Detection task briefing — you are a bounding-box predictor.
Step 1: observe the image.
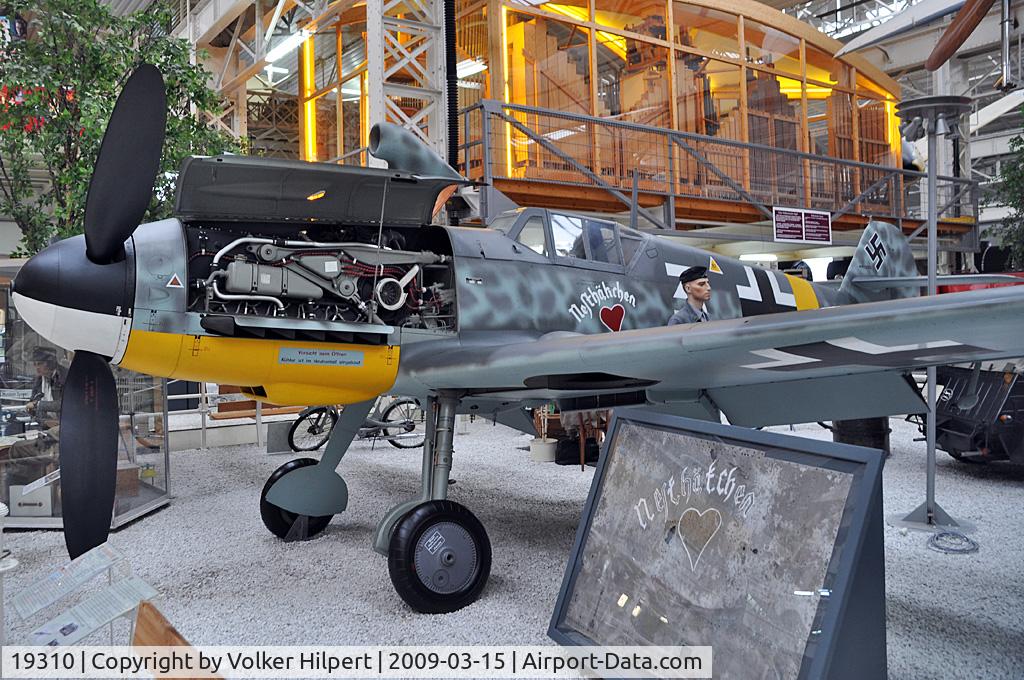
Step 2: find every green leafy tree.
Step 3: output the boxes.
[0,0,239,255]
[994,116,1024,269]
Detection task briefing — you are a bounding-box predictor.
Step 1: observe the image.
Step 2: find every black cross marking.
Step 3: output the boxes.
[753,341,989,373]
[738,269,788,317]
[865,232,887,272]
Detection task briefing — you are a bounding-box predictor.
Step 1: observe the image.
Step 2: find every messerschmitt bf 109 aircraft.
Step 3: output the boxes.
[13,65,1024,613]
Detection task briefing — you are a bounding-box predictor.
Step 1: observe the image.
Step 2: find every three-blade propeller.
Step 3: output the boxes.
[59,64,166,558]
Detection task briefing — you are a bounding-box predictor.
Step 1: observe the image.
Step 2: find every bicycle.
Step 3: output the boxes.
[287,397,425,452]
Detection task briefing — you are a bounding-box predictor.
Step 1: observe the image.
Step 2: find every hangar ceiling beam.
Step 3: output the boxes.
[786,0,913,41]
[856,6,1020,72]
[971,129,1020,157]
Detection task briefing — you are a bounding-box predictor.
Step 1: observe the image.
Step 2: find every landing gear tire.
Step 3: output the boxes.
[388,500,491,613]
[260,458,333,540]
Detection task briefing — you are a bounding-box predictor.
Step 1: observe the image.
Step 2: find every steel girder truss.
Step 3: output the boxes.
[174,0,447,161]
[785,0,915,41]
[366,0,448,164]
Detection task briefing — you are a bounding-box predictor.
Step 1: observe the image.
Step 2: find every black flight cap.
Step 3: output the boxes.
[678,266,709,285]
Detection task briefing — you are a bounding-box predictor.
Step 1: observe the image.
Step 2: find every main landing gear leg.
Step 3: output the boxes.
[261,399,375,541]
[374,392,492,613]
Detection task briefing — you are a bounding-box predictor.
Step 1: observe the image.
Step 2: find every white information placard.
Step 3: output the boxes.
[31,575,158,646]
[13,544,123,619]
[772,207,832,245]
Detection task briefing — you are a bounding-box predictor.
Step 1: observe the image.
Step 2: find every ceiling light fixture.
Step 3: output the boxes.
[455,58,487,78]
[266,28,312,64]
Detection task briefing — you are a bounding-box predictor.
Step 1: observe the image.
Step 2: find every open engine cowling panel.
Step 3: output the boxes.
[175,155,469,226]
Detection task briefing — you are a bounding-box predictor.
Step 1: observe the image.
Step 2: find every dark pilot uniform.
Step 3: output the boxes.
[668,302,709,325]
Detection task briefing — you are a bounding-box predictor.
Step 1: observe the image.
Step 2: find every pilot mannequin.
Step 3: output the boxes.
[668,266,712,325]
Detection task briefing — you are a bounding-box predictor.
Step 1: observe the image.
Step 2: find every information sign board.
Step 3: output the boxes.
[550,412,886,680]
[773,207,833,245]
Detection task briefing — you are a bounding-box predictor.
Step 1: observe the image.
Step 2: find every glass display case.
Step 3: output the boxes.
[0,274,170,529]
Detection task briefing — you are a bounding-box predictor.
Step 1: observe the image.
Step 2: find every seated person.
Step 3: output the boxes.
[2,347,67,486]
[26,347,67,425]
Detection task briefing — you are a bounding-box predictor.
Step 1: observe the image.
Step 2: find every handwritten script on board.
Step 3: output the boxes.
[562,421,853,679]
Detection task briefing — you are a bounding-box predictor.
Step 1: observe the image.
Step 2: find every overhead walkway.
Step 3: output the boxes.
[459,99,979,248]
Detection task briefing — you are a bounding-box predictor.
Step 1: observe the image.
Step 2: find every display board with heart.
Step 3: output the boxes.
[556,417,865,680]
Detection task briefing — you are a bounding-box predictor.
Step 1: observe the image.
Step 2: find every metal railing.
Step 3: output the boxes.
[165,0,204,30]
[165,381,265,450]
[459,99,979,238]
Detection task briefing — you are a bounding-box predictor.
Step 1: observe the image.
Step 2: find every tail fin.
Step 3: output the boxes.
[838,220,918,303]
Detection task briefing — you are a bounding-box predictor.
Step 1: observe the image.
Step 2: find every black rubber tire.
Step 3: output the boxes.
[381,398,425,449]
[288,407,337,452]
[260,458,333,540]
[388,500,491,613]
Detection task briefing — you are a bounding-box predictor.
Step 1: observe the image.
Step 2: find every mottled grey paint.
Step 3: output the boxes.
[445,213,837,337]
[838,221,918,304]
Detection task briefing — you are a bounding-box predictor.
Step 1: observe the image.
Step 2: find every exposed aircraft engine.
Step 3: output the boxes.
[187,226,457,329]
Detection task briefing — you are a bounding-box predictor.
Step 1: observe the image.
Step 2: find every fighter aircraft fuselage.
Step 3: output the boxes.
[17,195,848,413]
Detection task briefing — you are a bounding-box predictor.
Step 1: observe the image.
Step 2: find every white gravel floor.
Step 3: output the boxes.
[2,416,1022,679]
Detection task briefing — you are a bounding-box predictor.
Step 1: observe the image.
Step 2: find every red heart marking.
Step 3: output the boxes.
[599,304,625,332]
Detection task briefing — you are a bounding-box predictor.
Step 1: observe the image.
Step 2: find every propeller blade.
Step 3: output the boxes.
[59,351,119,559]
[925,0,996,71]
[83,64,167,264]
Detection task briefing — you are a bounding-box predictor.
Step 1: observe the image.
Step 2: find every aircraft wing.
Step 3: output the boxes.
[408,287,1024,425]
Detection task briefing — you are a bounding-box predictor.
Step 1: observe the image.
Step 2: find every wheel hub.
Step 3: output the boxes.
[414,522,478,595]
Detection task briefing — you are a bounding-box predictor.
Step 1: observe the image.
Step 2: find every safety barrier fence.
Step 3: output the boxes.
[164,381,264,451]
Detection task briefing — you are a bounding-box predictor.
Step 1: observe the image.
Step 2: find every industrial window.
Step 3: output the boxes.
[516,216,548,256]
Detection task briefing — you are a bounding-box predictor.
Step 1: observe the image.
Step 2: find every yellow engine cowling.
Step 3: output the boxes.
[118,330,399,406]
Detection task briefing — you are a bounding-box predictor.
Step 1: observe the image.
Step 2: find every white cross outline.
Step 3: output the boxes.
[736,266,762,302]
[767,271,797,307]
[665,262,691,300]
[742,348,821,369]
[826,337,961,354]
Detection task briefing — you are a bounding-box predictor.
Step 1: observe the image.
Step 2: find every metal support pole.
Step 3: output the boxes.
[1001,0,1015,90]
[926,127,939,517]
[255,400,264,448]
[630,170,640,231]
[199,382,208,450]
[900,120,958,530]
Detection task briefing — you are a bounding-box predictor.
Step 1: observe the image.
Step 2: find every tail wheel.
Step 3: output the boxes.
[381,398,426,449]
[388,500,491,613]
[260,458,333,540]
[288,407,337,452]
